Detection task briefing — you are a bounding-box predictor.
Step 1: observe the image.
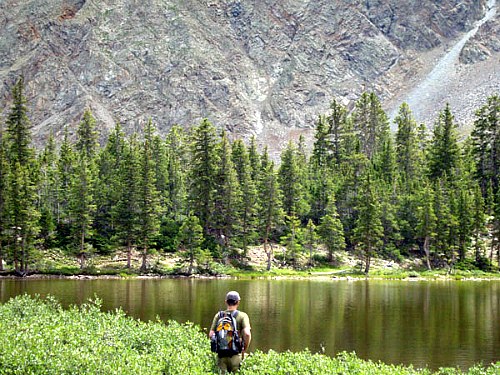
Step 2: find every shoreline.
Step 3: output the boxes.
[0,271,499,282]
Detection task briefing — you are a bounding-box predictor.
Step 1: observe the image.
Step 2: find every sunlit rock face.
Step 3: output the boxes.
[0,0,496,154]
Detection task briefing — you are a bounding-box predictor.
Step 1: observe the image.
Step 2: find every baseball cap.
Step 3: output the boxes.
[226,291,241,301]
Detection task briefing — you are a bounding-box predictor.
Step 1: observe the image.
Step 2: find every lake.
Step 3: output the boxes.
[0,277,498,370]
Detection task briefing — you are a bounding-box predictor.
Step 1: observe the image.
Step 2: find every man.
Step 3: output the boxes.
[209,291,251,373]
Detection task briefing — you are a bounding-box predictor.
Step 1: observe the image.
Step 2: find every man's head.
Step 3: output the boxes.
[225,291,240,307]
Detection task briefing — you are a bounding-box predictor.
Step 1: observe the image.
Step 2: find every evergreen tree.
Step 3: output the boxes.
[427,104,460,181]
[415,184,437,270]
[471,95,499,196]
[212,131,241,258]
[278,141,309,218]
[177,213,204,275]
[188,119,219,234]
[5,77,39,273]
[138,120,161,272]
[471,184,487,264]
[151,133,170,209]
[280,214,302,268]
[93,123,125,251]
[0,125,9,270]
[305,219,317,267]
[432,180,457,267]
[232,139,258,256]
[69,155,95,269]
[55,127,75,247]
[318,193,345,263]
[37,133,58,249]
[352,92,389,160]
[112,137,141,268]
[248,136,261,183]
[6,77,33,165]
[165,125,188,221]
[257,154,283,271]
[353,171,383,274]
[311,115,329,169]
[455,187,473,262]
[326,98,349,166]
[395,102,419,186]
[68,110,100,268]
[76,108,99,159]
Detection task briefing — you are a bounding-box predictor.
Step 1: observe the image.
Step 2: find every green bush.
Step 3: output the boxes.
[0,295,498,374]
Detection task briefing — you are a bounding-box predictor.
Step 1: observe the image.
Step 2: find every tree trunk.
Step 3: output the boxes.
[0,242,3,271]
[364,251,371,274]
[423,236,432,270]
[264,238,273,271]
[80,225,85,270]
[126,241,132,269]
[79,253,86,270]
[140,245,148,273]
[21,235,27,273]
[188,248,194,275]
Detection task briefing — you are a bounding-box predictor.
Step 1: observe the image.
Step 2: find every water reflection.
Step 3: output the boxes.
[0,278,498,370]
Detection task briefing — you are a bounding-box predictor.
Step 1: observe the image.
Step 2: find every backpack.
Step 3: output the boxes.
[211,310,243,357]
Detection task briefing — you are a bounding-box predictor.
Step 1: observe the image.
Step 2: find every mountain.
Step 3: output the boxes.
[1,0,498,155]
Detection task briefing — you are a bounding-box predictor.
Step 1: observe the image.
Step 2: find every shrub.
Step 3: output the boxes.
[0,296,498,374]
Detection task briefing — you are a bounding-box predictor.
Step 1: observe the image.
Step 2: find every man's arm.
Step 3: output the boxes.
[242,327,251,351]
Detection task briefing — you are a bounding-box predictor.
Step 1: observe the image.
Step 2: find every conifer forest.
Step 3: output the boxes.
[0,78,499,275]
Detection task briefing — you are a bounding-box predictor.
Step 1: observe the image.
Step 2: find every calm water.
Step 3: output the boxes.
[0,278,498,370]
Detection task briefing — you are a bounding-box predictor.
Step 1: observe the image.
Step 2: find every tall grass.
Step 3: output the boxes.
[0,295,498,374]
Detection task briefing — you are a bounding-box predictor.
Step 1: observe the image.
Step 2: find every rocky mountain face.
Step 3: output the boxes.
[0,0,498,155]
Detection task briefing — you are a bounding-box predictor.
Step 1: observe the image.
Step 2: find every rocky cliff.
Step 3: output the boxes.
[0,0,497,154]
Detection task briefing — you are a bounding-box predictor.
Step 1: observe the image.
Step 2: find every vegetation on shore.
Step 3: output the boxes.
[0,78,499,278]
[0,295,498,375]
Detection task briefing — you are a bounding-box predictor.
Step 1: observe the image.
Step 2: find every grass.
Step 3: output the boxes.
[0,295,498,374]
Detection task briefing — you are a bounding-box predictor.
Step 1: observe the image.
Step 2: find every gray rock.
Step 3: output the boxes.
[0,0,496,153]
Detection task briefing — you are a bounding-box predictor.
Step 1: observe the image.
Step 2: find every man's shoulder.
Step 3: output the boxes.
[236,310,249,318]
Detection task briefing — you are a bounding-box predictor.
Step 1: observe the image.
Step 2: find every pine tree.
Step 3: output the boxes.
[352,92,389,160]
[55,127,75,247]
[232,139,258,256]
[93,123,126,250]
[69,156,95,269]
[5,77,39,273]
[76,108,99,159]
[212,131,241,258]
[138,120,161,272]
[471,95,499,197]
[177,213,204,275]
[353,170,383,274]
[37,133,58,249]
[278,141,309,218]
[280,214,302,268]
[311,115,329,169]
[165,125,188,221]
[68,110,99,268]
[395,102,420,186]
[415,184,437,270]
[471,184,487,264]
[305,219,317,267]
[248,136,261,183]
[188,119,219,234]
[427,104,460,181]
[257,153,283,271]
[112,137,141,268]
[0,125,9,270]
[326,98,349,166]
[318,193,345,263]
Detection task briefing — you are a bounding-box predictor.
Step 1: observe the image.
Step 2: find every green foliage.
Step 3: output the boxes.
[1,296,497,375]
[1,79,499,274]
[0,295,214,374]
